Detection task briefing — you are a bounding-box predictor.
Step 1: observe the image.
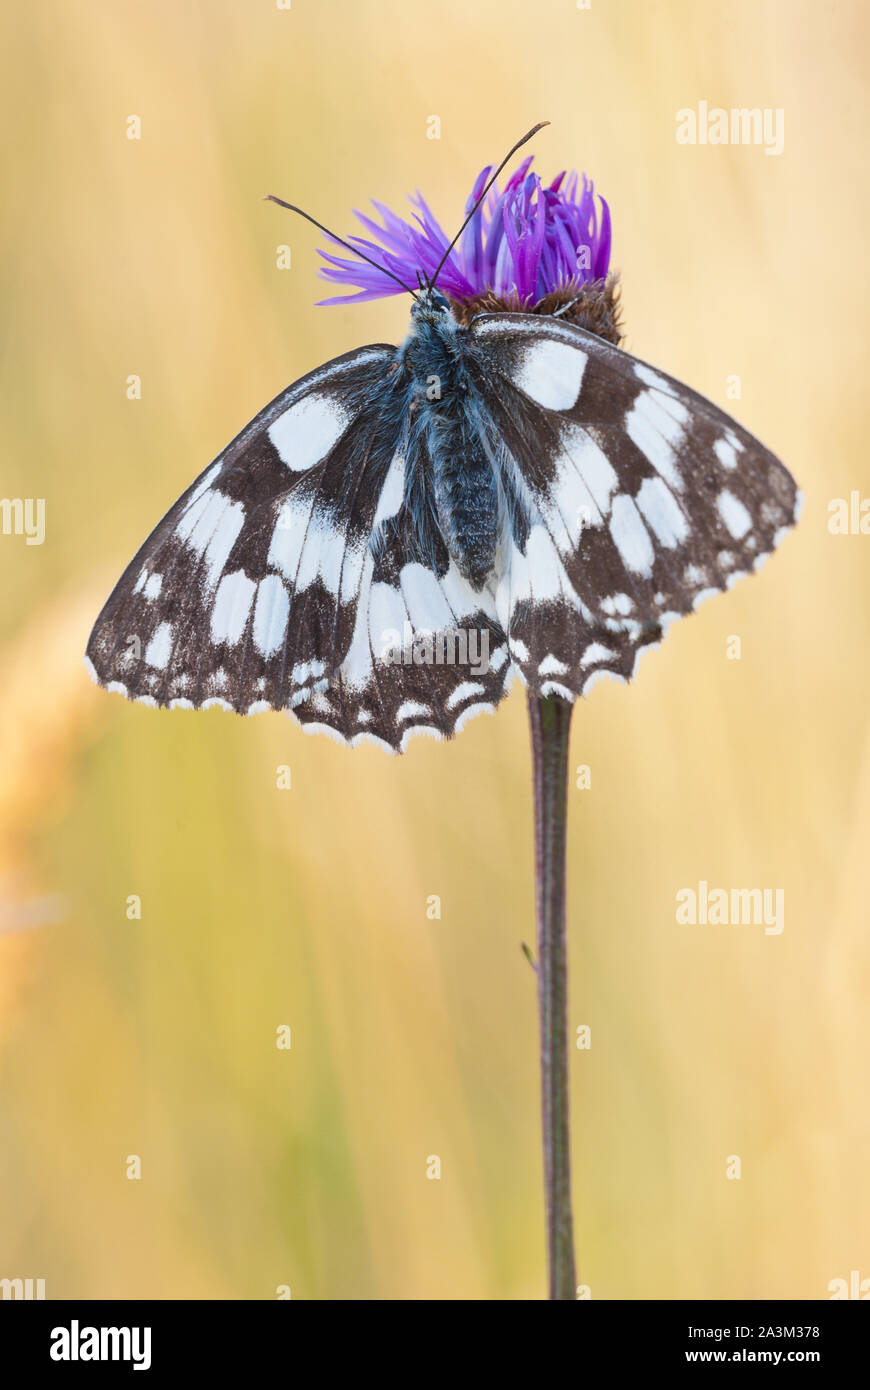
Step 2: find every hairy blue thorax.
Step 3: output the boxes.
[394,289,503,590]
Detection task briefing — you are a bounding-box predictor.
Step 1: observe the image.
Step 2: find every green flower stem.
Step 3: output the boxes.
[528,691,576,1300]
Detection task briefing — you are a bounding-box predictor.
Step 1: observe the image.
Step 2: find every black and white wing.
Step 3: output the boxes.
[85,345,512,752]
[469,313,801,699]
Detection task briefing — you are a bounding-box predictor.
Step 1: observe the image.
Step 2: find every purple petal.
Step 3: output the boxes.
[315,155,612,306]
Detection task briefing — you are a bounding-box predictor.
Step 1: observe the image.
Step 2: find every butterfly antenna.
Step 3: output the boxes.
[427,121,550,292]
[264,195,420,301]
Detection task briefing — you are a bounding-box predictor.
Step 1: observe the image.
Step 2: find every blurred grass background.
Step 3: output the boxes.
[0,0,867,1299]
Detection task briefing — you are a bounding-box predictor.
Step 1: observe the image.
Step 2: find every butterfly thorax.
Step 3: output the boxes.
[401,299,501,590]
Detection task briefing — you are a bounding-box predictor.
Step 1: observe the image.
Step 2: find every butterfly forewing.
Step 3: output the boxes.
[469,313,800,698]
[86,343,514,751]
[87,346,395,708]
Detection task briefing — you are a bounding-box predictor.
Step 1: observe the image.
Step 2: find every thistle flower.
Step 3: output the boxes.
[317,157,612,310]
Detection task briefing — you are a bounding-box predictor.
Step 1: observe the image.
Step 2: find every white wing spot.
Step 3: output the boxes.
[453,702,496,734]
[606,593,634,615]
[609,494,655,575]
[185,461,222,509]
[268,393,351,472]
[399,561,454,631]
[446,681,487,709]
[538,655,569,677]
[512,526,574,606]
[511,339,587,410]
[268,492,316,582]
[634,362,676,396]
[176,490,246,589]
[211,570,256,646]
[626,390,688,492]
[203,504,245,588]
[253,574,290,658]
[369,582,408,663]
[635,477,688,548]
[581,642,619,667]
[548,427,620,538]
[145,622,173,670]
[293,509,346,598]
[291,660,323,686]
[717,489,753,539]
[396,700,431,723]
[540,680,576,701]
[340,553,375,690]
[373,452,406,526]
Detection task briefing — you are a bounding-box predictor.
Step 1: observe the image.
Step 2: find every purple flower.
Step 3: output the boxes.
[317,157,612,307]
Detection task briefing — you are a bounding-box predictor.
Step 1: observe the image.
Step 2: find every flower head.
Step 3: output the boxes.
[317,157,612,309]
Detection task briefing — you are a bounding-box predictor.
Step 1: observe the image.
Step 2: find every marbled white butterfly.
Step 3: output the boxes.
[86,133,800,753]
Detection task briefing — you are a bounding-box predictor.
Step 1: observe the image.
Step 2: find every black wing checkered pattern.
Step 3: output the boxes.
[87,312,799,751]
[86,345,513,752]
[468,313,800,700]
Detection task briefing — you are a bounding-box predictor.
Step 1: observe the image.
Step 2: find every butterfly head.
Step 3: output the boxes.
[410,285,457,328]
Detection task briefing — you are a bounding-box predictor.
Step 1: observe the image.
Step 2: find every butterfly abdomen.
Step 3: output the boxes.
[424,392,498,588]
[407,320,501,589]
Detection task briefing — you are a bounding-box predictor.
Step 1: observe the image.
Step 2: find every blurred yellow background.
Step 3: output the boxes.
[1,0,867,1300]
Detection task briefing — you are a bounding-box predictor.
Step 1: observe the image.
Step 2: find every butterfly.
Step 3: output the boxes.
[86,137,800,754]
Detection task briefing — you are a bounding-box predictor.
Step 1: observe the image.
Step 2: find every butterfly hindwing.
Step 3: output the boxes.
[340,441,512,746]
[469,313,801,698]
